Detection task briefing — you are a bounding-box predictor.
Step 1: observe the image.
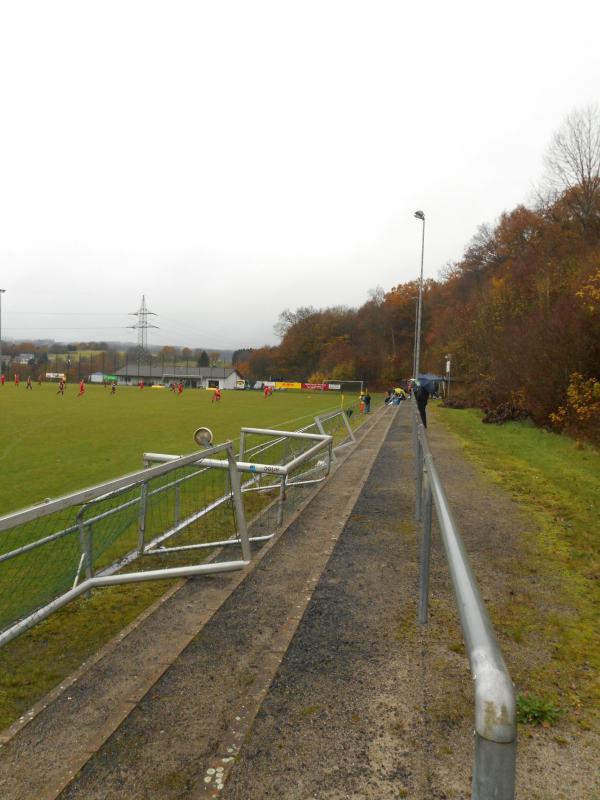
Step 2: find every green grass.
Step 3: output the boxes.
[431,404,600,726]
[0,385,372,730]
[0,384,363,513]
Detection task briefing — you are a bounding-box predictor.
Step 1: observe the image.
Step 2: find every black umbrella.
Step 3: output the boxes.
[416,373,442,394]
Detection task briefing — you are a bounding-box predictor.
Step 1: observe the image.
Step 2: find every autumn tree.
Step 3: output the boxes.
[232,348,254,365]
[274,307,316,339]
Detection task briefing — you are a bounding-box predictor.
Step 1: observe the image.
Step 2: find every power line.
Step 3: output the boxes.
[3,326,130,331]
[3,312,129,316]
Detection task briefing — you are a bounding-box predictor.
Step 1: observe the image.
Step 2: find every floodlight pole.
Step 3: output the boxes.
[414,211,425,379]
[445,353,452,398]
[412,297,418,378]
[0,289,5,375]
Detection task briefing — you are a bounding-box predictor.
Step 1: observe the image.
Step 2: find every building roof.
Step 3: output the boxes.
[114,365,240,379]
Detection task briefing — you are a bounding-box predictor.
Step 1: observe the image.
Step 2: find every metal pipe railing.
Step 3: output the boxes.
[0,441,232,533]
[0,419,342,649]
[412,402,517,800]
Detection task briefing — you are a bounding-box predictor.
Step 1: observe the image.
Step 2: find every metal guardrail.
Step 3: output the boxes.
[0,442,250,648]
[412,401,517,800]
[0,422,337,649]
[145,426,334,538]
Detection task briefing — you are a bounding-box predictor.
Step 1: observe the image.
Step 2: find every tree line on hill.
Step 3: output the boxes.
[236,107,600,440]
[1,344,229,381]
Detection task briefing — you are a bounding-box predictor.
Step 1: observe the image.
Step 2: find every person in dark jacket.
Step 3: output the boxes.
[363,391,371,413]
[414,381,429,427]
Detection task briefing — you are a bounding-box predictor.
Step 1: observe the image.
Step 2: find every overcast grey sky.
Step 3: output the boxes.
[1,0,599,349]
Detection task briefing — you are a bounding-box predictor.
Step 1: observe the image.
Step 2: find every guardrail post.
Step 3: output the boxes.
[473,735,517,800]
[77,512,94,597]
[415,435,424,521]
[316,415,338,464]
[412,404,419,479]
[138,481,149,555]
[226,445,251,562]
[173,483,181,526]
[281,436,291,468]
[418,467,433,625]
[341,408,356,443]
[277,476,287,526]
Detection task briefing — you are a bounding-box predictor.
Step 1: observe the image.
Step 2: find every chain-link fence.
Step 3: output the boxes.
[0,407,367,648]
[0,442,249,647]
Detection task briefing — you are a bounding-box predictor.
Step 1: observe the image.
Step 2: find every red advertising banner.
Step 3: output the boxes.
[302,383,329,391]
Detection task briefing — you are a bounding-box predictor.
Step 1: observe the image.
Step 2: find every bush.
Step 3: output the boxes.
[442,397,469,409]
[482,402,530,425]
[549,372,600,442]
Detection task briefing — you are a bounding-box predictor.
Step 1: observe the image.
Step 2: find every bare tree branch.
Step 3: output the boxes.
[543,105,600,228]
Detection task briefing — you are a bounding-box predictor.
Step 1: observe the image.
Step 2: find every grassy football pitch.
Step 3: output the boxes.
[0,383,365,514]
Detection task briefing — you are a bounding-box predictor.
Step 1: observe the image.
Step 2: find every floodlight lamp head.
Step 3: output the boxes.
[414,210,425,221]
[193,426,214,448]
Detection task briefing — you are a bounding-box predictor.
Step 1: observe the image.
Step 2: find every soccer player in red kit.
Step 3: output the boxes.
[78,379,85,396]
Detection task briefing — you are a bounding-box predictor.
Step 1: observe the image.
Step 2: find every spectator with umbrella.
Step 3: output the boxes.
[414,378,430,427]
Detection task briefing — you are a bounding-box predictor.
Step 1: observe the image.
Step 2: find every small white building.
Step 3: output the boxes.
[114,365,243,389]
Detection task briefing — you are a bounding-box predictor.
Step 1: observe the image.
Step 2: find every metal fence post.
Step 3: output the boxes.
[277,475,287,527]
[226,445,251,562]
[472,735,517,800]
[341,408,356,443]
[281,436,291,468]
[418,467,433,625]
[77,511,94,597]
[326,438,333,476]
[138,481,149,555]
[412,405,419,480]
[415,435,423,521]
[174,483,181,526]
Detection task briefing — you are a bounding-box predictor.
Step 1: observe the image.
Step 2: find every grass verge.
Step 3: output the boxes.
[431,404,599,729]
